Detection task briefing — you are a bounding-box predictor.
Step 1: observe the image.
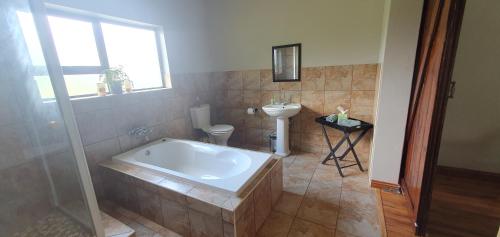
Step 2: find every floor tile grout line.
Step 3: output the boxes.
[284,153,340,236]
[333,172,344,237]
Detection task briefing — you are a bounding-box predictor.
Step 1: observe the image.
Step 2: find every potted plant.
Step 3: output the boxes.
[101,66,130,95]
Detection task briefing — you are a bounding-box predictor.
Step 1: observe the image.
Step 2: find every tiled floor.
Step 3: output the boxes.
[255,150,381,237]
[12,210,92,237]
[103,148,381,237]
[101,202,182,237]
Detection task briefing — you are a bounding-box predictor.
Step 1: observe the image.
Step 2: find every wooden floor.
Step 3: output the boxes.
[427,170,500,237]
[378,189,416,237]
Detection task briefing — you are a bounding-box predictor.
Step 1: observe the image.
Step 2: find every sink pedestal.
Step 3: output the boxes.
[261,103,301,157]
[275,117,290,156]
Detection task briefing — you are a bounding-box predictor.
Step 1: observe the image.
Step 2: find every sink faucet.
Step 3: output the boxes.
[272,94,291,105]
[129,126,153,141]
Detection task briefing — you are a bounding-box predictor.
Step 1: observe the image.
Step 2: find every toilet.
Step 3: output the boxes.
[190,104,234,146]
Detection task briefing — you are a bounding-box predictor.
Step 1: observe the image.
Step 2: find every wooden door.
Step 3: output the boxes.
[401,0,465,235]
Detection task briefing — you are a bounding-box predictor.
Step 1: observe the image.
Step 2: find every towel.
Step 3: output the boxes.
[325,114,337,123]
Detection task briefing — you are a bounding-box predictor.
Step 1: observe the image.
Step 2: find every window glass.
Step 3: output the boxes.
[48,15,100,66]
[64,74,101,97]
[101,23,163,89]
[17,11,55,100]
[34,76,55,99]
[17,12,46,67]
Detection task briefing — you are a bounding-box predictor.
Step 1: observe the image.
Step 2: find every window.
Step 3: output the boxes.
[46,10,168,98]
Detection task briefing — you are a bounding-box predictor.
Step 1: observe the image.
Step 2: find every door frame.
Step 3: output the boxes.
[400,0,466,235]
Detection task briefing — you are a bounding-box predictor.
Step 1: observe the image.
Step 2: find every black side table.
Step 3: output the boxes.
[315,116,373,177]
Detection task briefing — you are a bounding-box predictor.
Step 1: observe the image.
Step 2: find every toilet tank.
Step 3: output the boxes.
[190,104,211,129]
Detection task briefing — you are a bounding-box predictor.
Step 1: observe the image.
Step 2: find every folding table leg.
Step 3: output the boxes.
[346,134,364,172]
[320,125,346,176]
[332,154,344,177]
[320,125,345,164]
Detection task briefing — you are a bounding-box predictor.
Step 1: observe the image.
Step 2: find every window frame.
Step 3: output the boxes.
[46,8,168,98]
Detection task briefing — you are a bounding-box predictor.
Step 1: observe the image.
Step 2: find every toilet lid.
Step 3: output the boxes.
[208,124,234,133]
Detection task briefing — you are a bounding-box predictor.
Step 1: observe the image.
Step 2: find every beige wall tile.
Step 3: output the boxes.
[245,128,263,146]
[300,91,324,114]
[76,109,117,146]
[300,133,324,154]
[260,91,281,107]
[270,159,283,206]
[243,90,261,107]
[226,71,244,90]
[290,132,301,150]
[324,91,351,115]
[352,64,377,91]
[244,116,262,129]
[261,117,276,130]
[282,91,301,104]
[325,65,353,91]
[350,91,375,117]
[260,69,279,91]
[186,190,227,217]
[234,203,255,237]
[166,118,190,139]
[262,129,274,147]
[227,90,244,108]
[161,198,190,236]
[301,67,325,91]
[243,70,261,90]
[136,187,163,225]
[279,81,301,91]
[224,222,235,237]
[253,175,272,231]
[188,209,224,237]
[290,116,301,133]
[299,112,322,135]
[226,109,246,127]
[157,180,192,205]
[215,91,228,109]
[84,138,121,174]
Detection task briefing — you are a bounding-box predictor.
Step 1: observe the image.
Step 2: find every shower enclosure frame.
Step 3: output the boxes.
[28,0,105,236]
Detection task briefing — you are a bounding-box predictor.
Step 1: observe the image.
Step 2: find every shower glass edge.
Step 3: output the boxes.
[29,0,104,236]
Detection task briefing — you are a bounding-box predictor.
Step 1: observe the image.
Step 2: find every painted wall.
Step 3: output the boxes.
[45,0,213,73]
[202,0,386,71]
[438,0,500,173]
[369,0,423,184]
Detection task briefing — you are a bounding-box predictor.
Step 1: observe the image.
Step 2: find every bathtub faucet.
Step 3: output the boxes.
[128,126,153,141]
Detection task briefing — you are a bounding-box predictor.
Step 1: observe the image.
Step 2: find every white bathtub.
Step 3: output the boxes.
[112,138,273,194]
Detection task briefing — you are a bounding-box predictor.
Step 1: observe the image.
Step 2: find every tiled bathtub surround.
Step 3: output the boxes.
[99,156,283,237]
[74,73,216,198]
[210,64,379,155]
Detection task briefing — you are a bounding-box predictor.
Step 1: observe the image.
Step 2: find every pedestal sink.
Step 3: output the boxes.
[262,103,302,156]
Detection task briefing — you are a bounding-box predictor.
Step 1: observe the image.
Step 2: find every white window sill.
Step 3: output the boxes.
[69,87,172,102]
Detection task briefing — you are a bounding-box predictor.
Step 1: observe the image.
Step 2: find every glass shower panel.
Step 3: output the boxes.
[0,0,99,236]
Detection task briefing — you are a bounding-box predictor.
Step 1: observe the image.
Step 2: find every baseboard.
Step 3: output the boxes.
[371,179,400,191]
[436,166,500,182]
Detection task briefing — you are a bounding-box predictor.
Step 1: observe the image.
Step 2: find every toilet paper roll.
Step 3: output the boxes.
[247,107,256,115]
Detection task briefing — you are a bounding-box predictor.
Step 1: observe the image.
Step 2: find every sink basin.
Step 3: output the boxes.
[262,103,302,118]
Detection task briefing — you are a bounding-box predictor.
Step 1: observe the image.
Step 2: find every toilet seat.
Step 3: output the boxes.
[205,124,234,134]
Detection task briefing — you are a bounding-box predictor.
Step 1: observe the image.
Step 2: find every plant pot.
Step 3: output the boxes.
[109,81,123,95]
